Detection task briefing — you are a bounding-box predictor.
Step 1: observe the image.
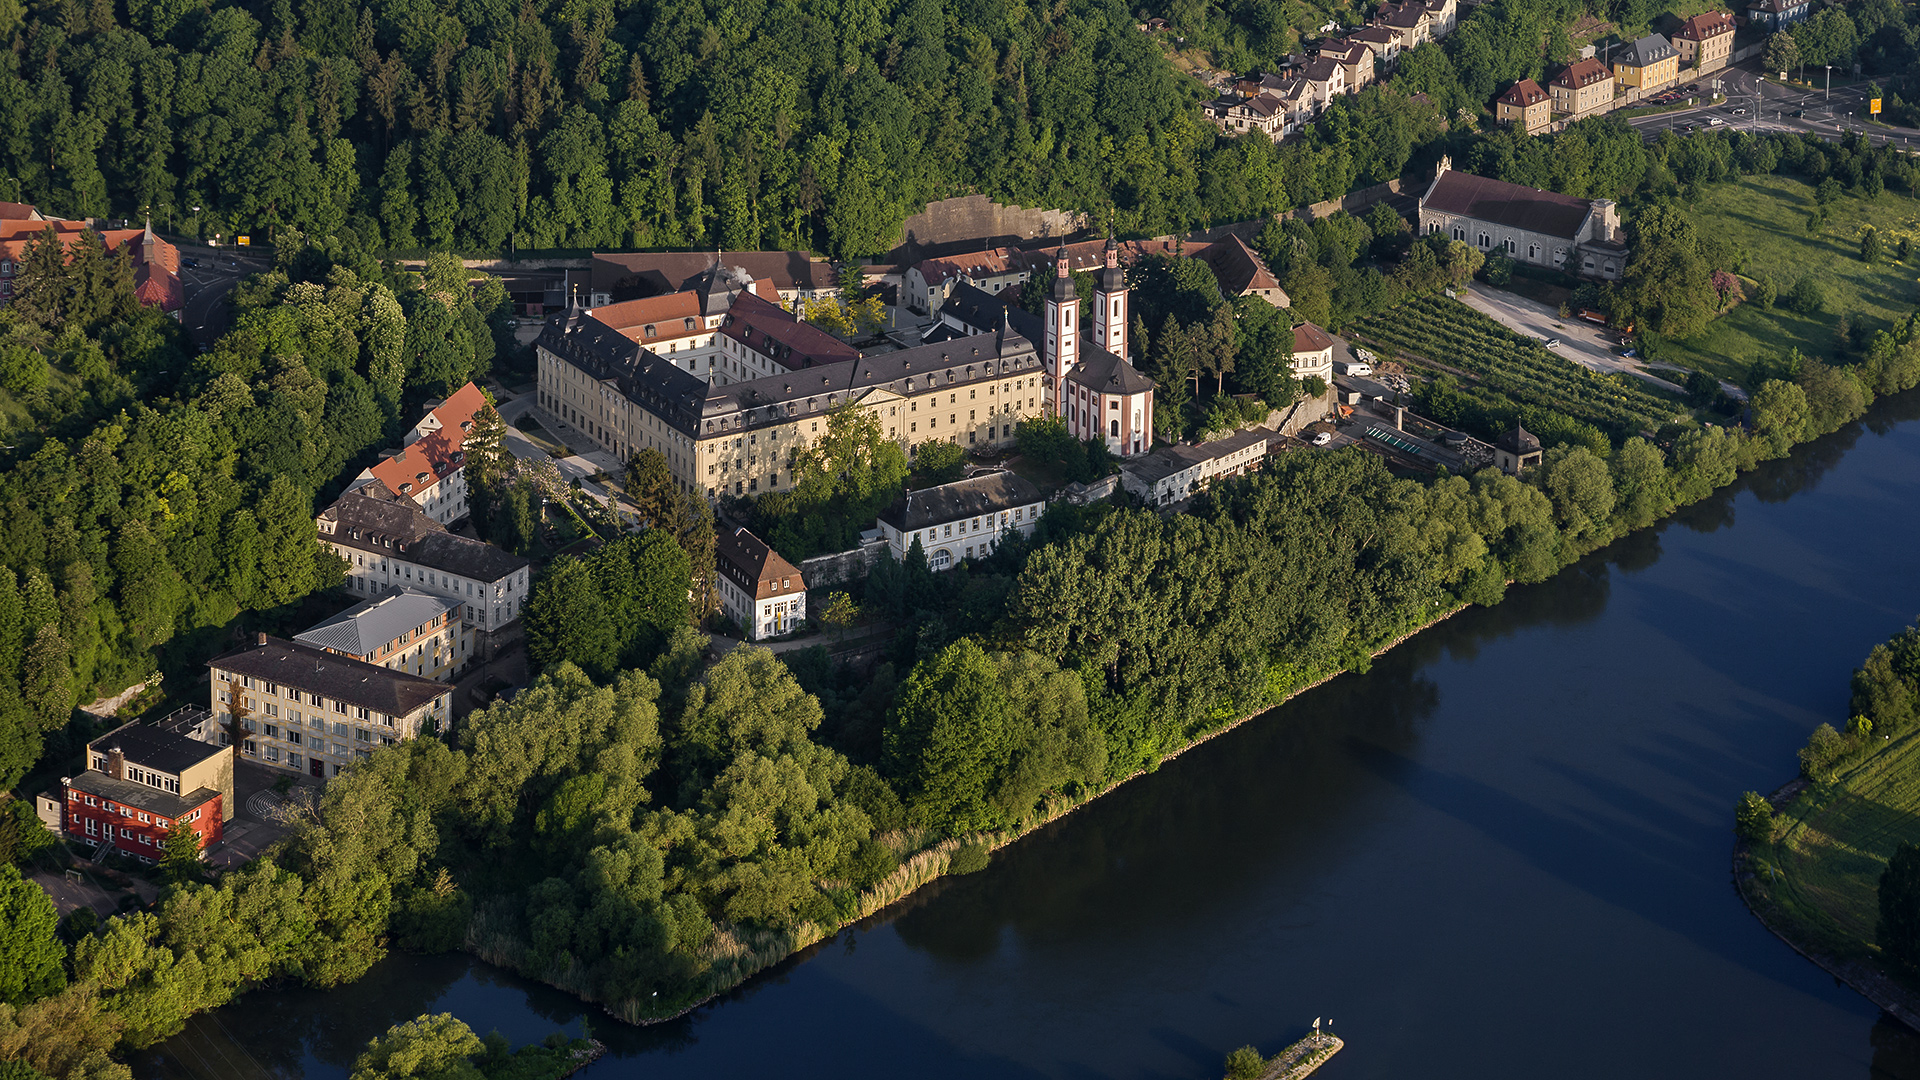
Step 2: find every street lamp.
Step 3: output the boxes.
[1826,65,1832,104]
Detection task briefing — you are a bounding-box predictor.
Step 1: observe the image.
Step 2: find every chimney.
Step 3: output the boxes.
[257,632,268,646]
[107,747,125,780]
[1394,405,1405,431]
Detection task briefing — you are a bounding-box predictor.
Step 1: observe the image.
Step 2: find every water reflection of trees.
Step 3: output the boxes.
[888,658,1441,964]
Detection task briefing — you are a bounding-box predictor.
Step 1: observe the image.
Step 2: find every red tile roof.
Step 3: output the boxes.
[1550,58,1613,89]
[1293,321,1336,354]
[366,382,486,500]
[1498,79,1549,107]
[720,290,860,368]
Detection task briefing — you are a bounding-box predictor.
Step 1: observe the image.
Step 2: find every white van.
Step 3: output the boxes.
[1336,360,1372,377]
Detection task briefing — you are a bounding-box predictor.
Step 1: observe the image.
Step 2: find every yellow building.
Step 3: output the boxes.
[1549,58,1616,116]
[1672,11,1735,73]
[1496,79,1552,135]
[1614,33,1679,93]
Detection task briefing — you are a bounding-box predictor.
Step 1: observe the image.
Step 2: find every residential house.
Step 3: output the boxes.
[591,250,839,309]
[1292,321,1338,383]
[1671,10,1735,73]
[1301,55,1348,107]
[1496,79,1552,135]
[1344,25,1403,69]
[208,634,452,780]
[315,488,532,645]
[294,588,471,681]
[353,382,487,525]
[1120,427,1272,506]
[1417,157,1630,280]
[1206,91,1293,139]
[904,248,1028,315]
[876,471,1046,571]
[715,527,807,640]
[63,719,233,861]
[1549,58,1616,117]
[1747,0,1811,30]
[1319,37,1377,91]
[1614,33,1680,94]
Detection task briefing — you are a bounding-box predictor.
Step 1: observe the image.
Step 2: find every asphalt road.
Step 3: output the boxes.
[1460,283,1686,393]
[178,246,274,349]
[1626,59,1920,149]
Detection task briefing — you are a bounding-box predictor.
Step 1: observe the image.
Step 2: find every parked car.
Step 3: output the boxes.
[1543,338,1561,348]
[1686,83,1699,92]
[1311,431,1334,446]
[1335,360,1372,377]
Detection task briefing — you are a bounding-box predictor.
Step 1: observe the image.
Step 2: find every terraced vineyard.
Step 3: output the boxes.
[1353,295,1684,436]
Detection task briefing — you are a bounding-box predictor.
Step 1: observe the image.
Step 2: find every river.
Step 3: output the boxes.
[139,391,1920,1080]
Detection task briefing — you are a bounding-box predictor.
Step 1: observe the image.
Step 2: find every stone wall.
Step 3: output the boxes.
[800,538,890,590]
[890,196,1087,262]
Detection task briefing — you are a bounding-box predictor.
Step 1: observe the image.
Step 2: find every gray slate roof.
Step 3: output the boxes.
[207,637,449,717]
[317,490,529,583]
[1422,169,1595,241]
[1122,428,1272,485]
[879,471,1045,532]
[1625,33,1675,67]
[295,588,456,658]
[88,720,227,775]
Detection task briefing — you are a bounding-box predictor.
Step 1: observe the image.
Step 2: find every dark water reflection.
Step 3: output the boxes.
[139,392,1920,1079]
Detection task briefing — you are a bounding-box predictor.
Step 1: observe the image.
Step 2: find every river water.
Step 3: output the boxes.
[141,392,1920,1080]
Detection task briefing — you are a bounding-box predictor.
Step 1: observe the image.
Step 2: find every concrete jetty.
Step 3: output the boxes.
[1260,1032,1343,1080]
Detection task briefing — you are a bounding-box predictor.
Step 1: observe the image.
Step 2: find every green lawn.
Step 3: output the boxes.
[1662,175,1920,381]
[1755,732,1920,960]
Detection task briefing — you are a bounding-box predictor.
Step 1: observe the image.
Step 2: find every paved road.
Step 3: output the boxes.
[178,246,273,349]
[492,389,621,507]
[1460,284,1686,393]
[1626,60,1920,149]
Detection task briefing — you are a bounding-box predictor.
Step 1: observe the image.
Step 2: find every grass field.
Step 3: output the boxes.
[1662,175,1920,382]
[1754,732,1920,960]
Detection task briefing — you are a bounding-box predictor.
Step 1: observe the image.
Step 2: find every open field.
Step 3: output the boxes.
[1756,731,1920,959]
[1663,175,1920,381]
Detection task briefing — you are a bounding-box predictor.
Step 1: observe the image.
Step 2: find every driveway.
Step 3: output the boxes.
[1460,284,1684,394]
[492,391,621,509]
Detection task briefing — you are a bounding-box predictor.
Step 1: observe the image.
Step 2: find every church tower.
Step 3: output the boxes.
[1044,242,1077,419]
[1092,231,1127,360]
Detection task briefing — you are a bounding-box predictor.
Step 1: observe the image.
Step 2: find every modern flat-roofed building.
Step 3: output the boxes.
[877,471,1046,571]
[294,588,470,681]
[208,634,453,780]
[64,718,233,862]
[715,527,808,641]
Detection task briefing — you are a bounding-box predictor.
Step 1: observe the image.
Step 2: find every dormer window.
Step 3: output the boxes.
[684,317,696,331]
[416,472,430,484]
[399,483,413,494]
[644,324,656,337]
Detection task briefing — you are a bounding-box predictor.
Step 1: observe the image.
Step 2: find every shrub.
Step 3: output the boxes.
[1753,274,1777,310]
[948,843,991,874]
[1786,276,1829,315]
[1224,1046,1267,1080]
[1735,791,1773,844]
[1798,722,1852,781]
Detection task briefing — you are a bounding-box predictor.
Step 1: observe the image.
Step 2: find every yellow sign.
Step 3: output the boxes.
[237,235,251,246]
[1871,98,1883,115]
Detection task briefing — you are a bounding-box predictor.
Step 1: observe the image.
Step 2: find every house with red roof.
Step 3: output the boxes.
[352,382,488,525]
[0,213,184,319]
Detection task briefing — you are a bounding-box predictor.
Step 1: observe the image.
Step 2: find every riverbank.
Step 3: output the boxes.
[1736,732,1920,1030]
[1261,1032,1343,1079]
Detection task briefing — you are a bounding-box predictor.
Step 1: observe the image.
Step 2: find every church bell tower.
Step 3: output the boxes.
[1044,242,1077,419]
[1092,231,1127,360]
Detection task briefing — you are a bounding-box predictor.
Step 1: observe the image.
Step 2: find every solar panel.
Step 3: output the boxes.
[1364,427,1424,456]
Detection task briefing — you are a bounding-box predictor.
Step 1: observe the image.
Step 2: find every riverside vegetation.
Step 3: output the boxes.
[1739,620,1920,982]
[2,243,1920,1079]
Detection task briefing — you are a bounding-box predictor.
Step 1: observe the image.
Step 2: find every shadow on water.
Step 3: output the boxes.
[136,389,1920,1079]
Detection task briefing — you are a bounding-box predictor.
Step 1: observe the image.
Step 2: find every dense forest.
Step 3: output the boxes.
[0,245,506,793]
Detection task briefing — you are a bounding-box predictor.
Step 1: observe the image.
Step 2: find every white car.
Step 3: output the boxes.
[1708,117,1726,126]
[1311,431,1334,446]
